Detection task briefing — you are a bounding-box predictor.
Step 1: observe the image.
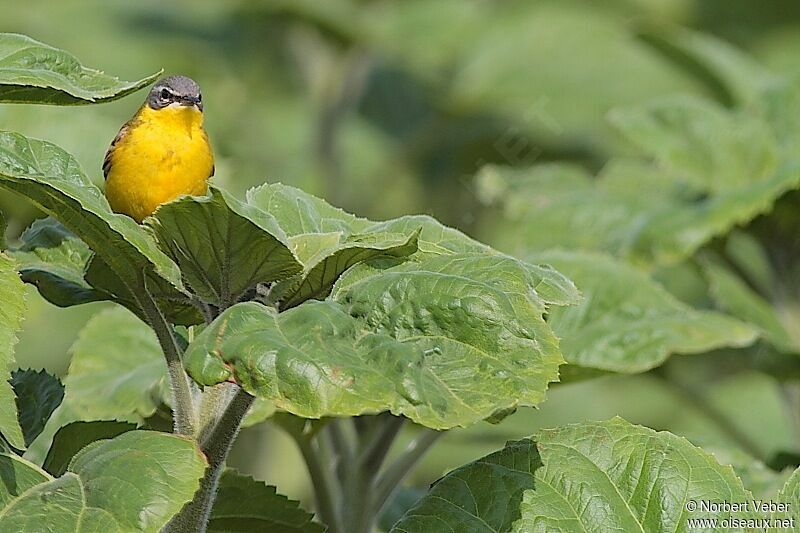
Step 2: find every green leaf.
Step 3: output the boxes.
[0,252,25,450]
[148,188,302,309]
[278,229,420,309]
[246,182,371,237]
[43,420,137,477]
[0,33,159,105]
[608,96,778,193]
[774,468,800,530]
[0,131,195,324]
[702,259,798,353]
[8,217,104,307]
[185,258,564,429]
[10,369,64,447]
[390,438,541,533]
[60,307,166,423]
[0,431,206,532]
[483,155,800,266]
[30,307,167,458]
[535,251,757,375]
[207,470,324,532]
[511,418,756,532]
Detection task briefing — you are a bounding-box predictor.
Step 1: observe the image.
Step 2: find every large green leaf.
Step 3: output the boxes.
[0,33,158,104]
[390,438,541,533]
[608,96,778,193]
[10,369,64,447]
[0,253,25,450]
[482,149,800,266]
[148,188,302,309]
[185,270,563,430]
[0,431,206,532]
[393,418,762,533]
[513,418,757,532]
[0,131,195,323]
[8,217,104,307]
[536,251,757,375]
[208,470,323,532]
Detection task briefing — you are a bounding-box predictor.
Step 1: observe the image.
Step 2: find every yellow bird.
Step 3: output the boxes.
[104,75,214,222]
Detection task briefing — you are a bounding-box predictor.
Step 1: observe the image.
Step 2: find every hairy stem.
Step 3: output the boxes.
[374,429,443,513]
[166,388,255,533]
[137,275,196,435]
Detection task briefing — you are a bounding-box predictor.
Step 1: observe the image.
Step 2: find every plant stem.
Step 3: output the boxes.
[374,429,442,514]
[137,274,196,435]
[655,372,764,460]
[166,388,255,533]
[298,433,344,533]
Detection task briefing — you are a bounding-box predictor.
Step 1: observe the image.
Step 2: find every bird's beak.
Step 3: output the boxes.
[179,96,202,110]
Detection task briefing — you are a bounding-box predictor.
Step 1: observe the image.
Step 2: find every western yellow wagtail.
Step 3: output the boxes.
[104,75,214,222]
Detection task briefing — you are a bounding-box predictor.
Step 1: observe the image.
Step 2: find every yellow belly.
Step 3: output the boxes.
[105,105,214,222]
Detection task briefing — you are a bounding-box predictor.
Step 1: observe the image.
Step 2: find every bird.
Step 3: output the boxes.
[103,75,214,222]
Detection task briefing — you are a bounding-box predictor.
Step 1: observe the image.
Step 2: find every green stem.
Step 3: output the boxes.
[339,414,405,533]
[374,429,442,514]
[166,388,255,533]
[137,275,196,435]
[298,433,344,533]
[655,372,764,460]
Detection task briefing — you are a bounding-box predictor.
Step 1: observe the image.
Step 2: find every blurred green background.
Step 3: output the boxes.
[4,0,800,509]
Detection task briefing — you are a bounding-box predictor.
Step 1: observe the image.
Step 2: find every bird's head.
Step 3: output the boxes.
[146,75,203,111]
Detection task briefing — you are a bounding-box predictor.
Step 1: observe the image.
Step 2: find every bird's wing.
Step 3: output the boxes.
[103,116,139,180]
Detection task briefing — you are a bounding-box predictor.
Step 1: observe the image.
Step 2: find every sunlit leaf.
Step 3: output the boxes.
[537,251,757,375]
[0,431,205,532]
[43,420,137,477]
[0,252,25,449]
[9,217,104,307]
[0,33,158,104]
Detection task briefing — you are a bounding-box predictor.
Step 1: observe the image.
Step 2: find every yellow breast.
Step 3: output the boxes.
[105,104,214,222]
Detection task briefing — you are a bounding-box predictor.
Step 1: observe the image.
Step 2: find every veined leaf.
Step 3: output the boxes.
[395,418,761,533]
[10,369,64,447]
[537,251,757,375]
[0,431,206,532]
[148,188,302,309]
[0,131,195,324]
[0,33,158,104]
[278,230,420,309]
[0,253,25,449]
[515,418,756,532]
[185,257,564,430]
[390,438,541,533]
[246,182,370,236]
[8,217,104,307]
[208,470,323,532]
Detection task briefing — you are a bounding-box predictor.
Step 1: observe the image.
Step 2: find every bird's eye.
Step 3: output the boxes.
[197,94,202,102]
[160,88,171,100]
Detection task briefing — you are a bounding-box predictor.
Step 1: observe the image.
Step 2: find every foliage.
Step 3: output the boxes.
[1,3,800,531]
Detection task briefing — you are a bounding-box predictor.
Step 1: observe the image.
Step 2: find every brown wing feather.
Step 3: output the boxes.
[103,116,139,180]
